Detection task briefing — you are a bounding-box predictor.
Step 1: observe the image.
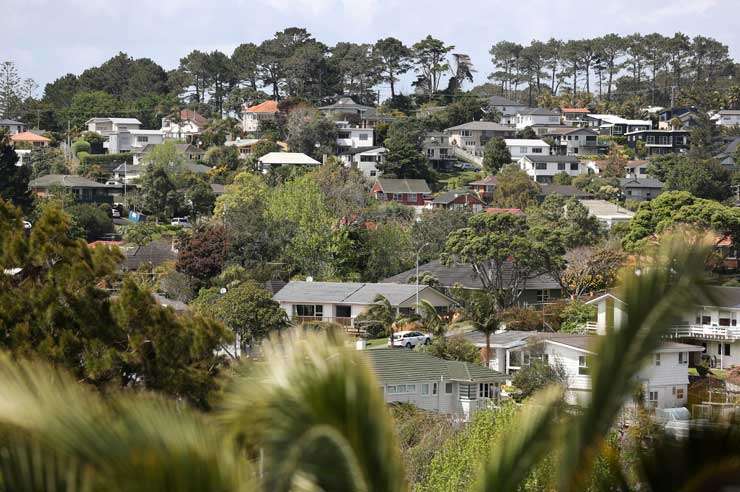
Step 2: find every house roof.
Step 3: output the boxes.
[245,100,279,113]
[446,121,514,132]
[319,96,374,112]
[272,281,451,306]
[721,137,740,155]
[623,129,689,136]
[178,109,208,127]
[365,348,504,384]
[258,152,321,165]
[468,175,498,186]
[545,334,702,354]
[224,138,261,148]
[618,178,664,189]
[592,286,740,311]
[86,117,142,125]
[561,107,590,113]
[459,330,537,348]
[521,154,580,163]
[504,139,549,147]
[538,185,594,198]
[374,178,431,194]
[340,145,387,156]
[719,110,740,115]
[382,259,560,291]
[0,119,24,125]
[488,95,526,107]
[588,114,651,126]
[121,239,177,270]
[10,131,50,143]
[519,107,560,116]
[432,190,483,205]
[545,127,599,136]
[210,183,225,195]
[29,174,111,189]
[579,199,635,219]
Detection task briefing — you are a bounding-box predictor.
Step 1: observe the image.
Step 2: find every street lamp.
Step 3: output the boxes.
[415,242,430,313]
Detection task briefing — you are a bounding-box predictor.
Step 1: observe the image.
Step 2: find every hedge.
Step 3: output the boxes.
[79,152,134,172]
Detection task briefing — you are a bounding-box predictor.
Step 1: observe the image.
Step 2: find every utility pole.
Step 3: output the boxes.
[415,242,430,313]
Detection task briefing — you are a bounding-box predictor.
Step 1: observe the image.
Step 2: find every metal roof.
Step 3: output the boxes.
[618,178,664,189]
[374,178,431,194]
[519,107,560,116]
[446,121,514,132]
[272,281,451,306]
[258,152,321,165]
[365,348,505,384]
[29,174,112,189]
[504,138,549,147]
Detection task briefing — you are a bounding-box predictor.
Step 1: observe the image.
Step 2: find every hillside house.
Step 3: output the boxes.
[518,155,586,184]
[257,152,321,173]
[339,146,387,178]
[29,175,119,204]
[657,107,699,129]
[714,110,740,127]
[625,129,690,156]
[545,127,602,156]
[0,119,26,134]
[504,138,550,160]
[241,100,279,133]
[371,178,431,209]
[161,109,208,140]
[618,177,664,201]
[446,122,515,157]
[585,114,652,136]
[515,108,561,130]
[560,107,591,127]
[335,120,374,152]
[85,117,163,154]
[579,199,635,228]
[467,175,497,201]
[430,190,485,212]
[10,131,51,148]
[423,132,455,169]
[488,95,528,125]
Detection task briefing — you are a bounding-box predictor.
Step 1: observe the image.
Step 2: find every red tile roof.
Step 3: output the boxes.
[561,107,590,113]
[179,109,208,127]
[11,131,50,143]
[245,100,279,113]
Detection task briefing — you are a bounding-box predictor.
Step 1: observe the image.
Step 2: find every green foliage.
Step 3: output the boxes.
[66,203,114,241]
[0,133,32,210]
[552,172,572,185]
[380,118,435,182]
[559,300,597,333]
[482,137,511,175]
[511,359,568,401]
[561,245,625,297]
[648,154,731,201]
[26,147,69,179]
[77,151,133,171]
[419,335,480,363]
[491,165,540,209]
[502,306,543,331]
[251,139,281,160]
[138,162,185,220]
[285,107,336,159]
[70,138,91,156]
[527,194,605,249]
[362,221,414,281]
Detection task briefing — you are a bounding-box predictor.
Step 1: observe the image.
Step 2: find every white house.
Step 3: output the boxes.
[585,114,652,136]
[488,96,529,125]
[241,100,279,133]
[446,122,516,157]
[0,119,26,134]
[714,110,740,127]
[515,108,561,130]
[518,155,586,184]
[335,121,374,152]
[365,348,505,421]
[161,109,208,140]
[257,152,321,173]
[85,117,164,153]
[339,146,387,178]
[86,117,142,135]
[579,199,635,228]
[272,281,455,327]
[504,139,550,160]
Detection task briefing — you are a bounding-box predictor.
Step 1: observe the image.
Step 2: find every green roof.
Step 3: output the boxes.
[365,348,504,384]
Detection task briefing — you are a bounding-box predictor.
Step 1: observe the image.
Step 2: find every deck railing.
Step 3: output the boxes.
[579,322,740,340]
[292,316,353,327]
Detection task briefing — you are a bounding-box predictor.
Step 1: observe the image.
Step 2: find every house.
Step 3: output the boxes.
[319,96,390,128]
[241,100,279,133]
[544,127,602,156]
[365,348,505,421]
[504,138,550,160]
[514,108,561,130]
[272,281,455,327]
[10,131,51,148]
[488,95,528,125]
[131,142,204,166]
[0,118,26,134]
[430,190,485,212]
[85,117,163,154]
[618,177,664,201]
[423,132,455,170]
[371,178,431,209]
[657,107,699,129]
[624,160,651,178]
[86,117,142,134]
[161,109,208,140]
[382,259,561,306]
[335,120,374,152]
[28,175,120,204]
[339,146,387,178]
[715,137,740,169]
[467,175,497,201]
[714,110,740,127]
[560,107,591,127]
[579,199,634,228]
[625,129,689,156]
[257,152,321,173]
[120,239,178,270]
[446,122,515,157]
[538,185,594,200]
[587,287,740,370]
[585,114,652,136]
[518,155,586,184]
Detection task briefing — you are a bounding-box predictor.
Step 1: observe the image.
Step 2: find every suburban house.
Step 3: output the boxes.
[423,132,455,170]
[657,107,699,129]
[365,348,505,421]
[335,120,374,152]
[624,160,651,178]
[161,109,208,140]
[618,177,664,201]
[515,107,561,130]
[85,117,163,154]
[462,329,701,408]
[467,175,497,201]
[446,121,515,157]
[272,281,455,327]
[488,95,528,125]
[585,114,652,136]
[625,129,690,156]
[586,287,740,370]
[10,131,51,148]
[545,127,602,156]
[131,142,204,166]
[0,118,26,134]
[338,146,387,178]
[257,152,321,173]
[319,96,389,128]
[383,259,562,306]
[28,175,120,204]
[715,137,740,169]
[371,178,431,209]
[713,110,740,127]
[241,100,279,133]
[430,190,485,212]
[518,155,586,184]
[560,107,591,127]
[504,138,550,160]
[579,199,635,228]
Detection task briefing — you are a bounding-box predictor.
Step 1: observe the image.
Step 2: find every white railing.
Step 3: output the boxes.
[667,324,740,340]
[582,322,599,333]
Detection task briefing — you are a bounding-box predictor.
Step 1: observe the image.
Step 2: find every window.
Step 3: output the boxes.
[570,163,579,171]
[578,356,590,375]
[137,136,149,143]
[445,382,453,394]
[639,167,647,174]
[358,133,369,141]
[421,383,429,395]
[460,130,471,137]
[479,383,493,398]
[726,344,731,356]
[573,135,580,140]
[648,391,658,404]
[338,131,351,139]
[557,163,566,171]
[360,155,376,162]
[701,315,711,325]
[719,312,735,327]
[519,146,527,154]
[509,351,522,368]
[426,148,435,158]
[369,170,377,177]
[573,147,579,154]
[646,135,655,144]
[679,352,688,364]
[586,136,596,142]
[658,135,670,145]
[432,382,438,395]
[537,290,550,303]
[676,387,685,399]
[387,385,397,394]
[654,353,661,366]
[439,148,448,157]
[535,162,547,170]
[532,147,543,153]
[295,305,323,317]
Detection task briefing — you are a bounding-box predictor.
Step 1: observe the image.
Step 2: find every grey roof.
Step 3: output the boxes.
[546,334,700,354]
[272,281,451,307]
[697,286,740,309]
[522,155,580,163]
[0,119,24,125]
[121,239,177,270]
[319,96,375,112]
[545,127,599,136]
[446,121,514,132]
[719,110,740,115]
[618,178,664,189]
[382,259,561,291]
[459,330,536,348]
[539,185,594,198]
[375,178,431,194]
[29,174,112,189]
[365,348,505,384]
[432,190,482,205]
[722,137,740,155]
[488,96,526,107]
[520,107,560,116]
[340,145,386,156]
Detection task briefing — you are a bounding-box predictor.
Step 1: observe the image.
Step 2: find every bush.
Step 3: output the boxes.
[78,152,134,172]
[559,300,597,333]
[71,139,91,156]
[418,335,480,363]
[503,306,543,331]
[66,203,114,241]
[696,363,710,377]
[511,359,568,401]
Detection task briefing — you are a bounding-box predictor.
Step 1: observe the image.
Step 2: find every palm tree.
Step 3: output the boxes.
[354,294,396,337]
[453,290,501,367]
[416,299,448,337]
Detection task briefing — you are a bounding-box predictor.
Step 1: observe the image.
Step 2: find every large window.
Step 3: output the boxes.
[532,147,543,153]
[445,382,453,394]
[461,130,471,137]
[358,133,369,141]
[537,290,550,303]
[294,305,323,317]
[570,163,579,171]
[558,163,566,171]
[479,383,494,398]
[648,391,658,405]
[719,312,736,326]
[578,356,590,375]
[439,148,448,157]
[421,383,429,395]
[535,162,547,170]
[387,384,416,394]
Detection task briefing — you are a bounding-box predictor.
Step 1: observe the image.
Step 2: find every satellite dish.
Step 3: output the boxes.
[306,276,314,282]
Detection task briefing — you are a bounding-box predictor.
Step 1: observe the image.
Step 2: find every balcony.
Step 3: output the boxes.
[667,324,740,341]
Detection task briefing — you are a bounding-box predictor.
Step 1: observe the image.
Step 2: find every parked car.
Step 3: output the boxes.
[388,330,431,348]
[170,217,191,227]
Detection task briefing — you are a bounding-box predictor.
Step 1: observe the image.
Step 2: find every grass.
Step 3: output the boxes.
[366,338,389,350]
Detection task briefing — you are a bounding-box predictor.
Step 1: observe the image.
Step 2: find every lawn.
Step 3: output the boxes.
[366,338,389,349]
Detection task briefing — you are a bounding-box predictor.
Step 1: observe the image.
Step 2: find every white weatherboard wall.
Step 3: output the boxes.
[382,380,459,414]
[637,350,691,408]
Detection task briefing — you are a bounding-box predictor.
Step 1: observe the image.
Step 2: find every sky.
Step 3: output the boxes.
[2,0,738,98]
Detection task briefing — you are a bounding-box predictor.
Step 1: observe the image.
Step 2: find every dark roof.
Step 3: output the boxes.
[432,190,483,205]
[445,121,514,132]
[272,281,451,306]
[522,155,580,163]
[121,239,177,270]
[539,185,594,198]
[382,259,561,291]
[178,109,208,127]
[29,174,113,189]
[263,280,287,294]
[618,178,664,189]
[210,183,225,195]
[374,178,431,194]
[520,107,560,116]
[365,348,504,384]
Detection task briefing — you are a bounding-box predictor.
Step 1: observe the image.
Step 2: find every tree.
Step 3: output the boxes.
[183,176,216,218]
[558,299,598,333]
[410,208,470,263]
[649,154,731,201]
[482,137,511,175]
[354,295,396,338]
[138,163,184,221]
[176,224,227,285]
[310,159,369,219]
[373,37,412,98]
[411,36,454,95]
[602,145,627,178]
[421,335,479,363]
[232,42,261,91]
[491,165,540,209]
[379,118,434,181]
[27,147,69,178]
[66,203,114,241]
[560,246,625,297]
[511,358,568,401]
[285,107,336,159]
[0,132,32,210]
[0,61,21,118]
[527,195,605,249]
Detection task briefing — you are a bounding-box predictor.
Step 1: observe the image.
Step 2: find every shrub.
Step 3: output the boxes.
[71,139,91,156]
[503,306,543,331]
[511,359,568,401]
[66,203,114,241]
